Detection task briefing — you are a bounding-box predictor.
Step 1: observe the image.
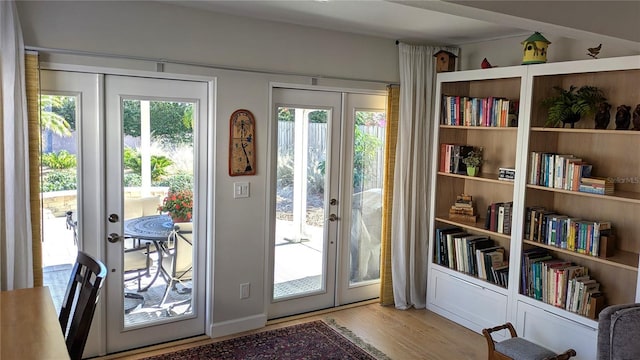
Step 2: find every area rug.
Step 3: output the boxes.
[143,319,390,360]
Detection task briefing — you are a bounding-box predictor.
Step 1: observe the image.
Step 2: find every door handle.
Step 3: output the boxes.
[107,233,122,243]
[328,214,338,222]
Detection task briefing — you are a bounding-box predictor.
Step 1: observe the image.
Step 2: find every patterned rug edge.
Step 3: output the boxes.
[323,318,392,360]
[139,318,392,360]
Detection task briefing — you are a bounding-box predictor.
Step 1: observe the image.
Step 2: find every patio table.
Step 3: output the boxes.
[123,214,174,292]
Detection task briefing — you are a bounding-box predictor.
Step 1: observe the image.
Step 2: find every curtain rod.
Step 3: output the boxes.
[26,45,397,85]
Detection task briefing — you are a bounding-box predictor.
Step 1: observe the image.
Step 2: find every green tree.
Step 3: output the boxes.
[122,100,193,144]
[40,95,72,136]
[278,107,293,122]
[308,110,326,123]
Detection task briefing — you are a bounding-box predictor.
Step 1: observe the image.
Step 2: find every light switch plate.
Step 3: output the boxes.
[233,182,250,198]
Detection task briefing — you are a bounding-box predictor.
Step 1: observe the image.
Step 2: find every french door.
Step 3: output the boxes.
[269,87,386,318]
[40,70,210,355]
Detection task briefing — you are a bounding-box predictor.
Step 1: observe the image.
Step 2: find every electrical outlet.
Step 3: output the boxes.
[240,283,250,299]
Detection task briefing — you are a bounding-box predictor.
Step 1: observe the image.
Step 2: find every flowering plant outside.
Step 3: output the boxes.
[159,189,193,222]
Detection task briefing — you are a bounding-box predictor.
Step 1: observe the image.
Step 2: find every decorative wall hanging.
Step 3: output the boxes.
[229,109,256,176]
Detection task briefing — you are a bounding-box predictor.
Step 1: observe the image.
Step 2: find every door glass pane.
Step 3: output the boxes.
[349,110,386,285]
[121,99,195,327]
[274,107,328,300]
[41,94,79,313]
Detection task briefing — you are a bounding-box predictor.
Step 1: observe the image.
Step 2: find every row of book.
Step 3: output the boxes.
[528,152,614,195]
[521,249,604,319]
[441,95,517,127]
[434,227,509,287]
[483,202,513,235]
[524,206,612,257]
[439,144,476,174]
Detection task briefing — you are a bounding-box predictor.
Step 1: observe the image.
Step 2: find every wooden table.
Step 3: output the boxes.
[1,287,69,359]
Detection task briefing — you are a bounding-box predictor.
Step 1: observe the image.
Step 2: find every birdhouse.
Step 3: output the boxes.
[434,50,457,73]
[521,32,551,64]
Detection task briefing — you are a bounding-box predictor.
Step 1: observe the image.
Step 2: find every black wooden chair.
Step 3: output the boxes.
[59,251,107,360]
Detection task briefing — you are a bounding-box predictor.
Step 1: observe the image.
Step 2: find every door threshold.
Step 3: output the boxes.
[266,298,379,325]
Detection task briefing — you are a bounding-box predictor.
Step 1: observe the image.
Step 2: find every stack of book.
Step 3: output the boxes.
[520,249,604,319]
[434,226,508,287]
[448,194,478,223]
[579,177,614,195]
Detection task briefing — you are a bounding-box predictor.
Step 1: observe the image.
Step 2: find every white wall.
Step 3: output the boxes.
[458,34,638,71]
[16,0,639,344]
[17,0,396,338]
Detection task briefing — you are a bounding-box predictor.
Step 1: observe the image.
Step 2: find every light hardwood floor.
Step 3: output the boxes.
[99,302,488,360]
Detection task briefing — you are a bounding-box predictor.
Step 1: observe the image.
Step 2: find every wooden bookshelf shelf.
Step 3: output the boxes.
[526,184,640,204]
[435,216,511,241]
[523,240,639,271]
[440,125,518,131]
[531,127,640,135]
[438,172,515,185]
[432,263,509,292]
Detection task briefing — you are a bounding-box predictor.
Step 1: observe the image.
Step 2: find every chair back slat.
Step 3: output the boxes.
[59,251,107,360]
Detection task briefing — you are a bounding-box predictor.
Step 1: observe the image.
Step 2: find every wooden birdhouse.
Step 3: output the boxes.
[521,32,551,65]
[434,50,457,73]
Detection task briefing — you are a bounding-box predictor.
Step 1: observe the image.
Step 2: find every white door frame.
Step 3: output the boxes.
[40,63,216,357]
[266,83,386,318]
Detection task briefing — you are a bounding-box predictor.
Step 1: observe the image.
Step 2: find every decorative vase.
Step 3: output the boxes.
[466,167,478,177]
[170,214,191,223]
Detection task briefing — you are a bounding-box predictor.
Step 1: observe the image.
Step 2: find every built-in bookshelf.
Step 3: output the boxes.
[427,56,640,356]
[427,66,527,339]
[522,60,640,320]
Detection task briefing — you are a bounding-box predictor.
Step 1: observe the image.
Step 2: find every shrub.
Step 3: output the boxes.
[41,150,77,169]
[155,173,193,192]
[123,147,174,181]
[41,170,77,192]
[124,173,142,187]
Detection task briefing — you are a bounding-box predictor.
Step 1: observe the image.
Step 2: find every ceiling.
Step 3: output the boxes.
[170,0,639,48]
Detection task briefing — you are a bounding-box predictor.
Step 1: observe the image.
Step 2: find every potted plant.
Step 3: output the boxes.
[462,149,483,177]
[159,188,193,223]
[542,85,606,128]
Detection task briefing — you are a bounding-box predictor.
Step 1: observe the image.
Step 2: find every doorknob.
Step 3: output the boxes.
[107,233,122,243]
[328,214,338,222]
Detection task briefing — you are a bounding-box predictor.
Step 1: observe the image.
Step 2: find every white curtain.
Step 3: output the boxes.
[392,43,458,309]
[0,0,34,290]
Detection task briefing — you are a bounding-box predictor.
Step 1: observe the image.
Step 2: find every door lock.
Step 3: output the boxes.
[329,198,337,206]
[107,233,122,243]
[108,213,119,223]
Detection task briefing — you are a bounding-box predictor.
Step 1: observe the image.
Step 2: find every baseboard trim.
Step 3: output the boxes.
[210,313,268,338]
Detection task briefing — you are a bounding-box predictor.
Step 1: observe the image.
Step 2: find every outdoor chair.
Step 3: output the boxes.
[65,210,78,244]
[597,303,640,359]
[124,196,162,220]
[123,241,152,292]
[59,251,107,360]
[160,222,193,311]
[483,322,576,360]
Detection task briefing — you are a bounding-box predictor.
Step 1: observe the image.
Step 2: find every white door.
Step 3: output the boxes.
[39,70,210,355]
[269,88,385,319]
[105,75,209,352]
[40,70,105,356]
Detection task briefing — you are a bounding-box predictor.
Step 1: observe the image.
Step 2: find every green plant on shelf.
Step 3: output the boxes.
[542,85,606,128]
